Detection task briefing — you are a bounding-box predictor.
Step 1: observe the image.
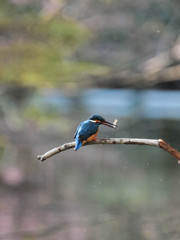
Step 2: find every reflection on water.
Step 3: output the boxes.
[0,88,180,239]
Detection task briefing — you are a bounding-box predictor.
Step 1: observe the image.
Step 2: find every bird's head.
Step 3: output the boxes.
[88,114,118,129]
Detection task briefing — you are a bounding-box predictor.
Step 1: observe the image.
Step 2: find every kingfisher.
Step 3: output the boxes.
[74,114,118,151]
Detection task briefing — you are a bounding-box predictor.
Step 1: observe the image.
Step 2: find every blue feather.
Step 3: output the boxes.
[74,138,82,151]
[74,120,99,151]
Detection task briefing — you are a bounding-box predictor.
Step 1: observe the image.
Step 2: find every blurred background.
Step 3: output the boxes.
[0,0,180,239]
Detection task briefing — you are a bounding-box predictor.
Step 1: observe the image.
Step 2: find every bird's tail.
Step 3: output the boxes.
[74,138,82,151]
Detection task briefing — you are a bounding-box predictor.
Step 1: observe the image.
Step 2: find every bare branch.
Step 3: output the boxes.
[37,138,180,163]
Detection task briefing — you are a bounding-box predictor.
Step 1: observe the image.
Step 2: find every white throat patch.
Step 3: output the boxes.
[89,120,96,123]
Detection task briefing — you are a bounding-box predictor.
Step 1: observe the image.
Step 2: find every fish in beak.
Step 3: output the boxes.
[102,120,118,129]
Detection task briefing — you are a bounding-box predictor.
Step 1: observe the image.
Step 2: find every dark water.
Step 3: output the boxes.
[0,89,180,240]
[31,89,180,118]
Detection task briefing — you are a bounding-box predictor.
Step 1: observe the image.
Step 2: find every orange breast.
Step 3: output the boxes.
[83,129,99,144]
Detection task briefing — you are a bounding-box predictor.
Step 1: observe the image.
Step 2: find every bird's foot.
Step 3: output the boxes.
[93,137,98,141]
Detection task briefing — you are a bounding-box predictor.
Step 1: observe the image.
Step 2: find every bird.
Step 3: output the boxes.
[74,114,118,151]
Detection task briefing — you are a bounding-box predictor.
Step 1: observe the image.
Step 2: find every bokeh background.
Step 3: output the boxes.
[0,0,180,239]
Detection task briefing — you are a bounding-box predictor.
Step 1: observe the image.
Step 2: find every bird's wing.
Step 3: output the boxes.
[77,121,98,141]
[74,123,82,138]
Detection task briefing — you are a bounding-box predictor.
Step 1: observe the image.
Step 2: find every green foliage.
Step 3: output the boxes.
[0,1,107,88]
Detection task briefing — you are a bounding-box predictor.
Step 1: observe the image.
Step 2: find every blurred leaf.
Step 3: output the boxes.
[0,1,108,88]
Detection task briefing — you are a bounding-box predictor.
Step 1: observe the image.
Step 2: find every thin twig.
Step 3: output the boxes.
[37,138,180,163]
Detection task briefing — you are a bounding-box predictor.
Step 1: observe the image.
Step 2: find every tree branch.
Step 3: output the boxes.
[37,138,180,163]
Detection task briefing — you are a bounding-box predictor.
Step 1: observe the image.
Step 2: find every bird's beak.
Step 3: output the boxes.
[102,120,118,129]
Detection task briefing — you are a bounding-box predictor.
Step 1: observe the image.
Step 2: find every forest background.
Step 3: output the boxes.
[0,0,180,239]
